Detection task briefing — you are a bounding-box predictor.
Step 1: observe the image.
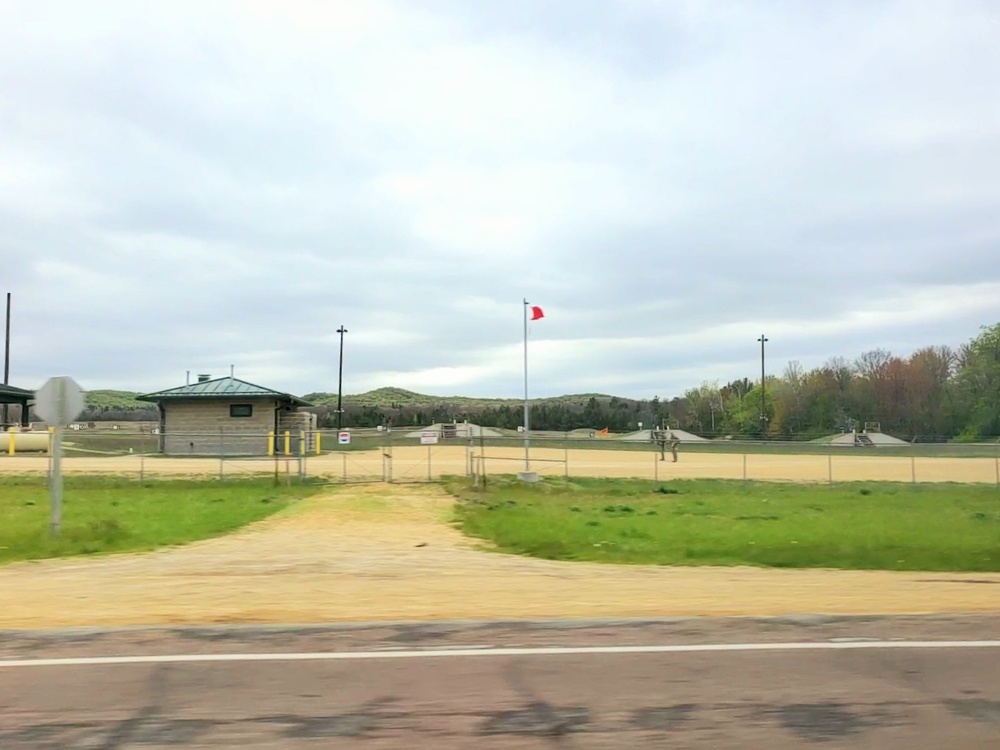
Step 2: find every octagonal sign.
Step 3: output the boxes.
[34,376,86,426]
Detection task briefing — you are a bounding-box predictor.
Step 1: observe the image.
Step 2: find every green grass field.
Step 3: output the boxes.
[0,477,322,564]
[448,477,1000,572]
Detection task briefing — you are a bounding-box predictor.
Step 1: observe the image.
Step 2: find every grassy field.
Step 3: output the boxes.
[448,476,1000,572]
[0,477,323,564]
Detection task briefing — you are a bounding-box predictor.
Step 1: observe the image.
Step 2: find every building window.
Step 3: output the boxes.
[230,404,253,418]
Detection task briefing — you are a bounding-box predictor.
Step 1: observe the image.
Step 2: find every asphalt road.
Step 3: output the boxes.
[3,616,1000,749]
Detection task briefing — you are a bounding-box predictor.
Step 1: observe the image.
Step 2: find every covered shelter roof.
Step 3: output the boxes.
[0,383,33,403]
[138,376,312,406]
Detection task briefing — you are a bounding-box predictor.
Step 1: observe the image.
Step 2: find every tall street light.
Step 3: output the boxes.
[336,325,347,431]
[757,334,768,436]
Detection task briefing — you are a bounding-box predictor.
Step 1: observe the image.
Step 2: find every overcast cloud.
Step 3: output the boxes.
[2,0,999,399]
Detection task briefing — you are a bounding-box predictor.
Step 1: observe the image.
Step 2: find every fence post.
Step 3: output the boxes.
[911,455,916,485]
[742,453,747,481]
[299,431,306,482]
[428,444,432,481]
[342,452,347,482]
[564,433,569,479]
[219,427,224,480]
[828,453,833,485]
[7,429,14,455]
[268,431,275,456]
[996,456,999,488]
[315,432,322,456]
[284,431,291,456]
[140,456,145,484]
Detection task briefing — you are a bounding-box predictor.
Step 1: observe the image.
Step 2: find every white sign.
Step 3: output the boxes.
[34,376,86,426]
[338,431,351,444]
[420,431,439,445]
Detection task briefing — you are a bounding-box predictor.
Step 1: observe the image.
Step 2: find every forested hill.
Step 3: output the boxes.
[302,387,615,409]
[37,321,1000,441]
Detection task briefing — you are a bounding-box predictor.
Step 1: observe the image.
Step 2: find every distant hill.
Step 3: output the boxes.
[79,386,628,410]
[302,387,621,409]
[85,390,148,409]
[76,388,631,410]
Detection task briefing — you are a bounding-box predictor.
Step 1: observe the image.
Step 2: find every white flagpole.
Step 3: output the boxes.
[523,298,530,471]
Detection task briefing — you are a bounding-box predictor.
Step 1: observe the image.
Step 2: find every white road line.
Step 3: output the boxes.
[2,641,1000,669]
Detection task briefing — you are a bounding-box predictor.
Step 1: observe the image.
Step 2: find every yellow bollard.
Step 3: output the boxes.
[7,429,14,456]
[315,432,322,455]
[284,430,290,456]
[267,431,275,456]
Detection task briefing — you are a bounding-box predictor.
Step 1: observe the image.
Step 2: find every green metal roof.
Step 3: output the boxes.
[0,383,34,403]
[138,377,312,406]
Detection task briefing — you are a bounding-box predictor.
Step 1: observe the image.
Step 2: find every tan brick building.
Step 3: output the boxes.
[138,375,314,456]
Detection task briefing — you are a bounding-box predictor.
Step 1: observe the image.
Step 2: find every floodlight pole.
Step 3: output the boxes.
[758,334,768,436]
[2,292,9,428]
[336,326,347,431]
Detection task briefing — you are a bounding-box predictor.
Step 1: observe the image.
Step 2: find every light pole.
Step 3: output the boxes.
[336,326,347,431]
[757,334,768,436]
[2,292,9,428]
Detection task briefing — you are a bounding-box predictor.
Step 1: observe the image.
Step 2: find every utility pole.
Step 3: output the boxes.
[2,292,10,428]
[336,326,347,431]
[757,334,768,436]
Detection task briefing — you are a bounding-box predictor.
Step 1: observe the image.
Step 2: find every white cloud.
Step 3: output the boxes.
[1,0,998,399]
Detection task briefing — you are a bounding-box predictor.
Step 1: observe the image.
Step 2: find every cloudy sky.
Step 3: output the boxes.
[2,0,999,399]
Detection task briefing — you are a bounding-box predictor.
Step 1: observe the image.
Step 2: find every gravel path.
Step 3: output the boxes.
[2,485,999,628]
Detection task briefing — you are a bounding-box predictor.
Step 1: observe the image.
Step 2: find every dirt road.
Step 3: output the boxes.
[2,485,998,629]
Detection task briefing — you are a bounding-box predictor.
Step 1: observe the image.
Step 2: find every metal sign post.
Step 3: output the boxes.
[50,426,63,536]
[33,376,86,537]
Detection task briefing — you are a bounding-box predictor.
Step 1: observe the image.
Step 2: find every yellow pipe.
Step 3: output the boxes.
[284,431,290,456]
[267,431,275,456]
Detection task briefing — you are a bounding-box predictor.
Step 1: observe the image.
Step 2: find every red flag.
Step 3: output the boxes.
[530,305,544,321]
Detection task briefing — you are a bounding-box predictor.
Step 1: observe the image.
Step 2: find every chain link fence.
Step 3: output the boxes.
[2,426,999,485]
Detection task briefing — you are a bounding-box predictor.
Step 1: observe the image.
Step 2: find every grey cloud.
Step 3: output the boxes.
[1,0,999,399]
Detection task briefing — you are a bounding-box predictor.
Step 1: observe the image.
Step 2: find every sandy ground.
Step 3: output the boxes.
[3,445,1000,483]
[2,484,999,629]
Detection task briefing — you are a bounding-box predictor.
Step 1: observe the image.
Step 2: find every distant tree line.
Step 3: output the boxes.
[38,321,999,442]
[313,322,1000,441]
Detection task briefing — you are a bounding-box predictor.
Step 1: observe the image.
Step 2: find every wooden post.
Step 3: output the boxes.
[564,434,569,479]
